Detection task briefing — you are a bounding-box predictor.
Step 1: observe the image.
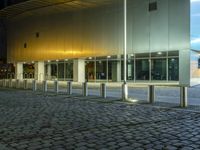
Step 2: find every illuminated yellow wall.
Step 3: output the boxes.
[6,0,190,63]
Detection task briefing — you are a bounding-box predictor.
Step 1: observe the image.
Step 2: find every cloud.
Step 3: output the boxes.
[191,0,200,2]
[191,38,200,44]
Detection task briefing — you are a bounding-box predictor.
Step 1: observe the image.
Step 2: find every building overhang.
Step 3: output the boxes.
[0,0,116,19]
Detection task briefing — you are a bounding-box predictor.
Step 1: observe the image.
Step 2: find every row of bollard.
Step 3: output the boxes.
[0,79,188,107]
[38,80,107,98]
[0,79,107,98]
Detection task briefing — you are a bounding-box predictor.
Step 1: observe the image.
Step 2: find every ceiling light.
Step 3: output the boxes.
[157,52,162,55]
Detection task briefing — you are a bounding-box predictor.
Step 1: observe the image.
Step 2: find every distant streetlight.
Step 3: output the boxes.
[123,0,128,101]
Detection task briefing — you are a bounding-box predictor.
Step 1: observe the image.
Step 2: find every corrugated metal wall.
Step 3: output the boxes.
[6,0,190,62]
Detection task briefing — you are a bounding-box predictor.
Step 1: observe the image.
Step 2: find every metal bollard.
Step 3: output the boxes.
[16,79,20,88]
[82,82,88,96]
[67,81,72,95]
[9,79,12,88]
[100,83,107,98]
[54,80,59,93]
[5,79,8,87]
[32,80,37,91]
[122,83,128,101]
[43,80,48,92]
[148,85,155,104]
[24,80,28,89]
[3,79,6,87]
[180,86,188,108]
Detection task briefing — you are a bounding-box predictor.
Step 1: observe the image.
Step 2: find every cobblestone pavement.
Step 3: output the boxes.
[0,88,200,150]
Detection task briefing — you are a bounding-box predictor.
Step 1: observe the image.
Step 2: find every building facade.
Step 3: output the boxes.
[0,0,198,86]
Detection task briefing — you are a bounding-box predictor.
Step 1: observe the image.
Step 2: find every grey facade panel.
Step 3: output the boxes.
[6,0,190,62]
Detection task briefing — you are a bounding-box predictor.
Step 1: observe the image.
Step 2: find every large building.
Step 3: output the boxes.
[0,0,199,86]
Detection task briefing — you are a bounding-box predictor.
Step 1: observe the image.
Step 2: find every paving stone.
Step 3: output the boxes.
[0,88,200,149]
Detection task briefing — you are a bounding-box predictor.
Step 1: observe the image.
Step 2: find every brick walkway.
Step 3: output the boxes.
[0,88,200,150]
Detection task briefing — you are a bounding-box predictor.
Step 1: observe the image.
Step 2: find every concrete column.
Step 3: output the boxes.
[180,86,188,107]
[67,81,72,95]
[100,83,107,98]
[73,59,85,82]
[82,82,88,96]
[32,80,37,91]
[112,61,121,82]
[15,62,23,80]
[148,85,155,104]
[47,64,51,80]
[35,62,45,81]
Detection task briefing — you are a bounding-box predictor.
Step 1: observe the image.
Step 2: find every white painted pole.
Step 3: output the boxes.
[122,0,128,101]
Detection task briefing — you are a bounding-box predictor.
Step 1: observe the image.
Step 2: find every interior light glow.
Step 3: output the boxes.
[157,52,162,55]
[127,98,139,103]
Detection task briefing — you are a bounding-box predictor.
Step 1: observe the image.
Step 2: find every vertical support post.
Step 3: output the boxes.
[15,63,23,80]
[148,85,155,104]
[122,0,128,101]
[73,59,85,82]
[100,83,107,98]
[43,80,47,92]
[54,80,59,93]
[122,83,128,100]
[67,81,72,95]
[24,80,27,89]
[180,86,188,108]
[82,82,88,96]
[32,80,37,91]
[35,62,45,81]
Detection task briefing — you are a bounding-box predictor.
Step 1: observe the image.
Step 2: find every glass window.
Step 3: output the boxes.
[51,64,57,79]
[121,60,134,81]
[58,63,64,81]
[45,63,52,80]
[65,62,73,80]
[23,64,34,79]
[168,58,179,81]
[85,61,95,81]
[96,60,107,80]
[136,59,149,80]
[151,59,166,80]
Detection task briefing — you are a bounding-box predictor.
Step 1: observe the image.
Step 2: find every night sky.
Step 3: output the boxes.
[0,0,29,10]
